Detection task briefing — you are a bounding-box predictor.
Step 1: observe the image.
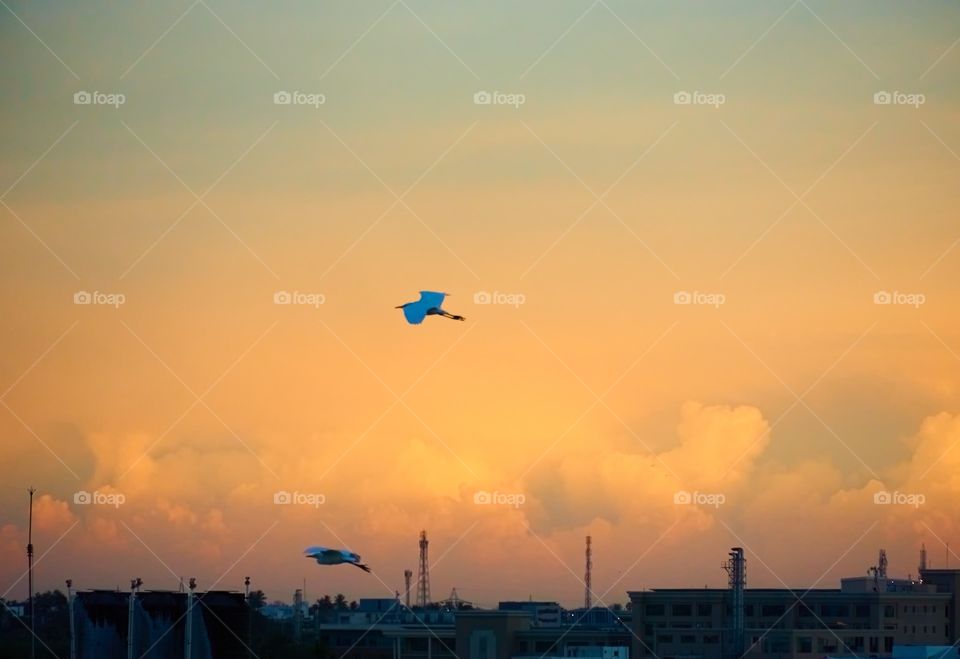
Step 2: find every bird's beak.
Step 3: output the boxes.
[395,305,404,308]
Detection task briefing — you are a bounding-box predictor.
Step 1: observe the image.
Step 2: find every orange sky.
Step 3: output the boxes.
[1,0,959,607]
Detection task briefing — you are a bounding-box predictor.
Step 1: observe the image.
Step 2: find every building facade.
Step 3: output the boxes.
[628,569,960,659]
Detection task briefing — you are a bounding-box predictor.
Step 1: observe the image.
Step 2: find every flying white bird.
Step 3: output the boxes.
[304,546,371,573]
[396,291,465,325]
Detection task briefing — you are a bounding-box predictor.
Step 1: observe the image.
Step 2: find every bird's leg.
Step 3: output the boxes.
[350,562,372,573]
[439,310,465,321]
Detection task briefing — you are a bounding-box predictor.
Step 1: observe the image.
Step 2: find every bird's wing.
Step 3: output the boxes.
[343,551,361,562]
[403,305,427,325]
[418,291,447,308]
[304,546,340,558]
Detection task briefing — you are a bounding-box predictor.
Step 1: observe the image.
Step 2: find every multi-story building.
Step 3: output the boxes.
[628,568,960,658]
[455,608,630,659]
[316,600,630,659]
[316,601,457,659]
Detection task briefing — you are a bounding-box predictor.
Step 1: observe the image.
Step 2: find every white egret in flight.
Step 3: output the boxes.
[395,291,465,325]
[304,546,372,573]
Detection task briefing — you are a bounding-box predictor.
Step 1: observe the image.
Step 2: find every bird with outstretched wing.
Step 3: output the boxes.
[304,546,371,572]
[396,291,465,325]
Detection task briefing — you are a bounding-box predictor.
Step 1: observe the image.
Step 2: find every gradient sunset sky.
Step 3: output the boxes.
[2,0,960,608]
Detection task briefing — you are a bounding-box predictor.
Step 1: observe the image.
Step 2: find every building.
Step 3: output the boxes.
[260,603,295,620]
[498,601,564,626]
[315,601,629,659]
[73,589,248,659]
[918,568,960,644]
[3,602,25,617]
[311,551,960,659]
[628,567,960,658]
[316,600,457,659]
[454,607,630,659]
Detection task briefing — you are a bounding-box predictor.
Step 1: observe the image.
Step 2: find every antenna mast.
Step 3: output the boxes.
[722,547,746,658]
[416,531,431,608]
[404,570,413,607]
[27,487,36,659]
[584,536,593,609]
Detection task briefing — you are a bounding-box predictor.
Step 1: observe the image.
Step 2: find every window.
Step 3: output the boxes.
[855,604,870,617]
[645,604,665,616]
[885,637,894,653]
[798,637,813,653]
[820,604,848,617]
[656,635,672,644]
[672,604,692,616]
[763,636,791,653]
[744,604,754,616]
[799,603,815,617]
[884,605,895,617]
[697,603,712,616]
[818,638,839,653]
[703,635,719,644]
[762,604,786,617]
[471,630,495,659]
[680,635,695,644]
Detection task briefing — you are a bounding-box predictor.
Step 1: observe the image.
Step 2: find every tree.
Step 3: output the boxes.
[248,589,267,610]
[32,590,68,629]
[348,600,358,610]
[0,590,69,658]
[0,597,12,629]
[315,595,334,611]
[333,594,347,610]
